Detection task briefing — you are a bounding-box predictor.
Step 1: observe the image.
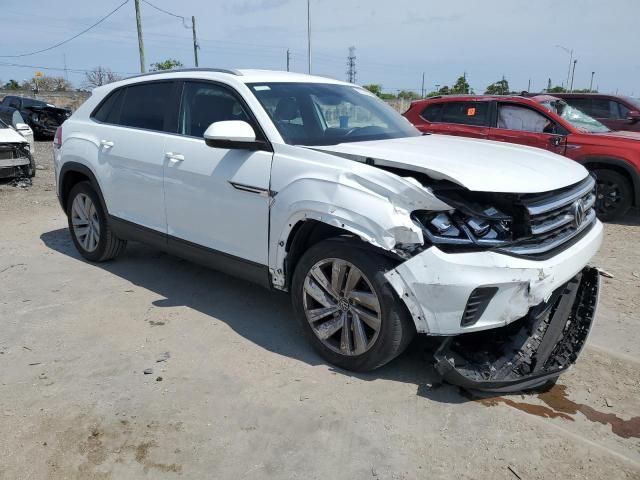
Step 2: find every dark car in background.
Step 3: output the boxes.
[549,93,640,132]
[0,95,71,138]
[404,94,640,220]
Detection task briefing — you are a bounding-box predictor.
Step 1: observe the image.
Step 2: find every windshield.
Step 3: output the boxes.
[624,96,640,110]
[540,99,610,133]
[248,82,420,145]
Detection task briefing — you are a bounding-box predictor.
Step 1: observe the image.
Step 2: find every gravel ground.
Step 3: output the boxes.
[0,141,639,479]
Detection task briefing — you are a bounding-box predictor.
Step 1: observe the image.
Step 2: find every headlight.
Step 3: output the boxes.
[414,206,513,248]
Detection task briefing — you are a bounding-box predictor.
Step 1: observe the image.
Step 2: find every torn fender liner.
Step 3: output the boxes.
[434,267,600,393]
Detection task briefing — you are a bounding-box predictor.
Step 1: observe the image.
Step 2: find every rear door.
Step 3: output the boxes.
[488,102,566,155]
[416,100,490,138]
[91,80,178,233]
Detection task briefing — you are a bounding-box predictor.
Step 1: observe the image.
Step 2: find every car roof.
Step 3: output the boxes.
[413,94,541,106]
[119,68,350,87]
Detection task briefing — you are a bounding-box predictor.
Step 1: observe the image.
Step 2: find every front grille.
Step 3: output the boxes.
[502,176,597,256]
[0,144,20,160]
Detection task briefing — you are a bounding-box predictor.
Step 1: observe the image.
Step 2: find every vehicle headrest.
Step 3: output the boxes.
[275,97,300,121]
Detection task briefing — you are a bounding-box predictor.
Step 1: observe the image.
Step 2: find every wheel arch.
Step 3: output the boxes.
[281,219,405,291]
[59,162,108,215]
[576,156,639,207]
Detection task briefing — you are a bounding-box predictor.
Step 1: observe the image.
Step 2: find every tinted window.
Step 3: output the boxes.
[420,103,443,122]
[497,104,552,133]
[565,98,591,114]
[118,82,173,131]
[93,89,125,123]
[440,102,488,126]
[22,98,46,108]
[615,102,630,119]
[179,81,252,138]
[590,99,615,118]
[8,98,20,109]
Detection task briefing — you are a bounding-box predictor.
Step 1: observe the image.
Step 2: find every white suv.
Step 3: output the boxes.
[54,69,602,391]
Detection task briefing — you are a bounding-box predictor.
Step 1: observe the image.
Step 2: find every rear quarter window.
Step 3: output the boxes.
[92,89,125,124]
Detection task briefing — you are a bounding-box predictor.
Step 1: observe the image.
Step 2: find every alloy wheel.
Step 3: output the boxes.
[302,258,382,356]
[596,180,622,215]
[71,193,101,252]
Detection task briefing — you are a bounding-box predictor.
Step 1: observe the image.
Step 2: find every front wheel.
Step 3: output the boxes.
[594,169,632,221]
[66,181,127,262]
[291,238,415,372]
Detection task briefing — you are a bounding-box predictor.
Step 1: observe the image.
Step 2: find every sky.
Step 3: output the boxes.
[1,0,639,95]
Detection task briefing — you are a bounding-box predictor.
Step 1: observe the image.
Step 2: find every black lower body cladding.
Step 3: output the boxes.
[434,267,600,393]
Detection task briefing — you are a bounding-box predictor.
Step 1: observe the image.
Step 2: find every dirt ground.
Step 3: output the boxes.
[1,141,639,479]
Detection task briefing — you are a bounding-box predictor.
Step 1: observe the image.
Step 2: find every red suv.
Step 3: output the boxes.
[548,93,640,132]
[404,95,640,220]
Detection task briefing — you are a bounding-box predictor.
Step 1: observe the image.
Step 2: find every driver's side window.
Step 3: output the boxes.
[497,104,554,134]
[179,81,253,138]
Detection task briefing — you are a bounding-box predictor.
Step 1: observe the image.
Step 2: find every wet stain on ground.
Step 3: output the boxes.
[462,384,640,439]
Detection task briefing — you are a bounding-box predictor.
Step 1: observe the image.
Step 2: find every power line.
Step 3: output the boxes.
[142,0,190,28]
[0,0,130,58]
[0,60,137,77]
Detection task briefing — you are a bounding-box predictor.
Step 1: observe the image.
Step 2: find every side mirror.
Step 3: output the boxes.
[627,110,640,124]
[203,120,267,150]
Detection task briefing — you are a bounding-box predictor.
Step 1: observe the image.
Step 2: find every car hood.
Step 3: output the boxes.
[0,127,28,144]
[591,130,640,142]
[310,134,588,194]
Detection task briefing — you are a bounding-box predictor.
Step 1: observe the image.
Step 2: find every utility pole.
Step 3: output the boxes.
[286,49,291,71]
[192,16,199,67]
[421,72,425,98]
[589,71,595,92]
[555,45,573,91]
[63,54,69,82]
[134,0,146,73]
[527,78,531,92]
[307,0,312,74]
[570,59,577,92]
[547,78,552,92]
[346,46,356,83]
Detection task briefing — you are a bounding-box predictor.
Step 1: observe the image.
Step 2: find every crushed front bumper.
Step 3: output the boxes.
[433,266,600,392]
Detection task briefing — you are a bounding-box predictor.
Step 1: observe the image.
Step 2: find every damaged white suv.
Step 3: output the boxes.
[54,69,602,391]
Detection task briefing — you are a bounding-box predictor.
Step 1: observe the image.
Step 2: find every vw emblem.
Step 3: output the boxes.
[571,199,585,228]
[338,298,350,312]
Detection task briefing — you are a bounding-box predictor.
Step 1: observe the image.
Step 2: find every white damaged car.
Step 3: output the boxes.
[54,69,602,391]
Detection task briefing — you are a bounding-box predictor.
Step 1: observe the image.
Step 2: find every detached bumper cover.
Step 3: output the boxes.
[433,266,600,392]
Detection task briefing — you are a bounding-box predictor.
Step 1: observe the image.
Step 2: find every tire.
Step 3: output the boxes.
[66,181,126,262]
[291,238,415,372]
[593,169,632,221]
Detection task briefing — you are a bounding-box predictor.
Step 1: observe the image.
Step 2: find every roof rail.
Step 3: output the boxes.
[125,68,242,80]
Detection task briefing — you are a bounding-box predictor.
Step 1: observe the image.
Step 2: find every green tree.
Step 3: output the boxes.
[485,78,510,95]
[150,59,183,71]
[547,85,567,93]
[426,85,450,96]
[397,90,420,100]
[451,75,472,94]
[3,79,20,90]
[362,84,396,100]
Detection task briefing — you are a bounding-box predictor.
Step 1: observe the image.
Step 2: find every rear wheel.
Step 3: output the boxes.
[291,238,415,372]
[593,169,632,221]
[66,182,126,262]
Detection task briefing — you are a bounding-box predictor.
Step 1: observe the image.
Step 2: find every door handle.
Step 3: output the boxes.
[100,140,114,149]
[165,152,184,162]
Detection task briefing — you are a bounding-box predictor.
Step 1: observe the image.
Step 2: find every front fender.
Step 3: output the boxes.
[268,144,451,289]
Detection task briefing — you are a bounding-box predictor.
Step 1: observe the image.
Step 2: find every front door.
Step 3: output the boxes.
[162,80,273,266]
[488,102,566,155]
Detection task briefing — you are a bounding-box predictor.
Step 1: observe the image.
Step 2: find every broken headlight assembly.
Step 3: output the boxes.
[414,207,513,248]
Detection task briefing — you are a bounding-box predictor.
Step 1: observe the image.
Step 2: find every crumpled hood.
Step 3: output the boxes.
[0,127,28,144]
[310,134,588,193]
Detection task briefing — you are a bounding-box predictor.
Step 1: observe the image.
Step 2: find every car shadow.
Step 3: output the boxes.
[40,227,466,405]
[608,208,640,226]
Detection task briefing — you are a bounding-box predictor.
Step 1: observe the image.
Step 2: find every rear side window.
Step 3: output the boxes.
[93,89,124,123]
[119,82,173,131]
[420,103,444,122]
[590,99,615,118]
[439,101,489,126]
[616,102,630,118]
